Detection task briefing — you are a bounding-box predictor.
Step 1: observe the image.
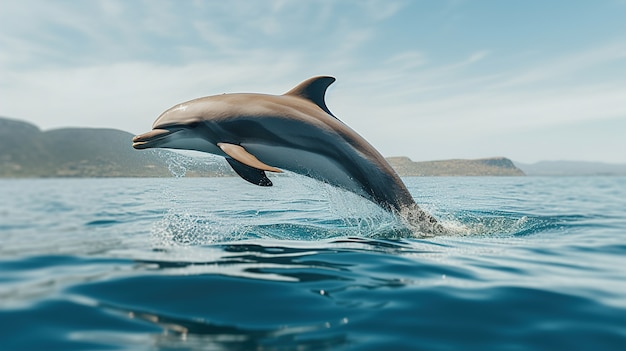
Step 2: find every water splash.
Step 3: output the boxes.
[148,152,551,242]
[436,210,563,238]
[149,152,245,247]
[292,175,412,238]
[151,210,250,247]
[158,150,232,178]
[149,173,413,245]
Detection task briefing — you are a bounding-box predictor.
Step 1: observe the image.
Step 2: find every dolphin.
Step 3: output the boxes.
[132,76,444,235]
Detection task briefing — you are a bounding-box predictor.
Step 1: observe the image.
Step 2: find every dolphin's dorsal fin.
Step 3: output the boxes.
[284,76,336,118]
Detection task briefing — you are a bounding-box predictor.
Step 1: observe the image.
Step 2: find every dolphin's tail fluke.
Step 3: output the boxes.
[398,203,446,237]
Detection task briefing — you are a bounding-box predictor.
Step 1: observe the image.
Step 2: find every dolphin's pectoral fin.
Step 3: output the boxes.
[219,142,280,187]
[225,157,273,187]
[218,143,282,173]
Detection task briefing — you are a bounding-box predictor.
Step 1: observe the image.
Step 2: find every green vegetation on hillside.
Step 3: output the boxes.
[1,117,174,177]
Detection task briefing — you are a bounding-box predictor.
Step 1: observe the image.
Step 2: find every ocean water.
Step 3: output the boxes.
[0,174,625,350]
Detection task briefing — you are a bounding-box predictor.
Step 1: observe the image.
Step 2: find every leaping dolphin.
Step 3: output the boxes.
[133,76,444,235]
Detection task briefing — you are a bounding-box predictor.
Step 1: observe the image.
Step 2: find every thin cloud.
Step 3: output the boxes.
[493,42,626,89]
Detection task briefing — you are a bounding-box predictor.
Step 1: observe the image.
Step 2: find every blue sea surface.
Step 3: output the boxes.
[0,175,625,350]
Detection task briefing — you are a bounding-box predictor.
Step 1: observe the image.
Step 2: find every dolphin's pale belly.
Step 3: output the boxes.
[242,143,370,200]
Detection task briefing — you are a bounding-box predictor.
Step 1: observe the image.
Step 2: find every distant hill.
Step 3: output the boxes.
[514,161,626,176]
[0,116,523,177]
[387,156,525,176]
[0,116,227,178]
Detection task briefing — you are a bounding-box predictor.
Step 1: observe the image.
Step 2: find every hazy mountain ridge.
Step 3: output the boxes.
[5,116,622,178]
[514,160,626,176]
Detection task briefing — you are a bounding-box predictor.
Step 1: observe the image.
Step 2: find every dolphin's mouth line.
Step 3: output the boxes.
[132,128,182,149]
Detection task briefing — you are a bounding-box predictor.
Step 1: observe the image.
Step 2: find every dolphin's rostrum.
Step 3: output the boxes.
[133,76,444,235]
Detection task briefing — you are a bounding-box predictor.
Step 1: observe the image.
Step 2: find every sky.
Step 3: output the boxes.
[1,0,626,164]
